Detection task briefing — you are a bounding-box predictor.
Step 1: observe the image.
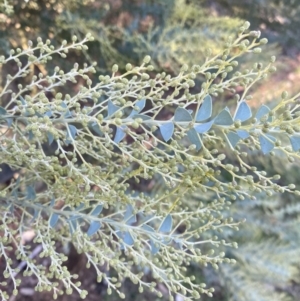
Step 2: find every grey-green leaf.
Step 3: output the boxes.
[68,125,77,140]
[141,225,155,232]
[160,122,174,142]
[290,135,300,151]
[196,95,212,121]
[87,221,101,236]
[124,204,133,220]
[214,109,233,126]
[194,120,214,133]
[132,114,151,121]
[6,118,13,127]
[159,214,172,233]
[187,128,202,151]
[26,186,36,200]
[174,107,192,122]
[123,232,134,246]
[61,102,72,118]
[237,129,250,139]
[90,204,103,217]
[49,213,59,228]
[259,135,275,154]
[150,239,160,255]
[108,100,120,117]
[234,101,252,122]
[226,131,241,148]
[129,99,146,117]
[256,105,270,121]
[68,216,79,234]
[89,122,103,136]
[0,106,7,115]
[47,132,54,145]
[114,126,126,143]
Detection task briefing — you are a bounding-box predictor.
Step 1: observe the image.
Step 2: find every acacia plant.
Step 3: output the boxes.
[1,21,300,300]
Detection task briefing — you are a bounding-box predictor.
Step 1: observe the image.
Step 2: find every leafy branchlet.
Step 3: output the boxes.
[0,23,300,300]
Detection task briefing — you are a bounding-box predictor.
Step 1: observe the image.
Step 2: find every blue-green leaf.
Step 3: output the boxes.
[129,99,146,117]
[159,122,174,142]
[141,225,155,232]
[68,125,77,140]
[20,96,26,105]
[126,215,137,225]
[187,128,202,151]
[237,129,250,139]
[226,131,241,148]
[114,126,126,143]
[256,105,270,120]
[47,132,54,145]
[87,221,101,236]
[124,204,133,220]
[61,102,72,118]
[6,118,13,127]
[124,205,137,225]
[68,216,78,234]
[44,110,52,117]
[196,95,212,121]
[135,99,145,111]
[234,101,252,122]
[174,107,192,122]
[90,204,103,217]
[75,203,85,211]
[89,122,103,136]
[159,214,172,233]
[123,231,134,246]
[31,208,41,223]
[290,135,300,151]
[161,238,172,245]
[26,186,36,200]
[194,120,214,133]
[0,106,7,115]
[259,135,275,154]
[108,100,120,117]
[49,213,59,228]
[28,130,34,140]
[50,198,55,207]
[150,239,160,255]
[214,109,233,126]
[132,114,151,121]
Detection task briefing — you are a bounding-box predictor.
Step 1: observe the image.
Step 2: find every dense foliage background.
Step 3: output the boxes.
[1,1,300,301]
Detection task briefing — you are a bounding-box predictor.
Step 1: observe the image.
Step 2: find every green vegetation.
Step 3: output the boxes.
[0,1,300,301]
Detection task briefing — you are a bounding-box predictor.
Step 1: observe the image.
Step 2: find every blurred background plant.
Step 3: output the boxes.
[1,1,300,301]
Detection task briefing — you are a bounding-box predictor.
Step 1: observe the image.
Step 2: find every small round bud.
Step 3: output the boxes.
[131,121,139,129]
[112,64,118,73]
[281,91,288,99]
[243,21,250,29]
[143,55,151,64]
[288,184,296,190]
[218,154,226,160]
[253,47,262,53]
[126,63,132,71]
[260,38,268,45]
[249,31,260,38]
[269,66,277,73]
[180,64,188,72]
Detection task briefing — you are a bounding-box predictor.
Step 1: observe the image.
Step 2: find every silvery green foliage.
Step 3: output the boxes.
[0,23,300,301]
